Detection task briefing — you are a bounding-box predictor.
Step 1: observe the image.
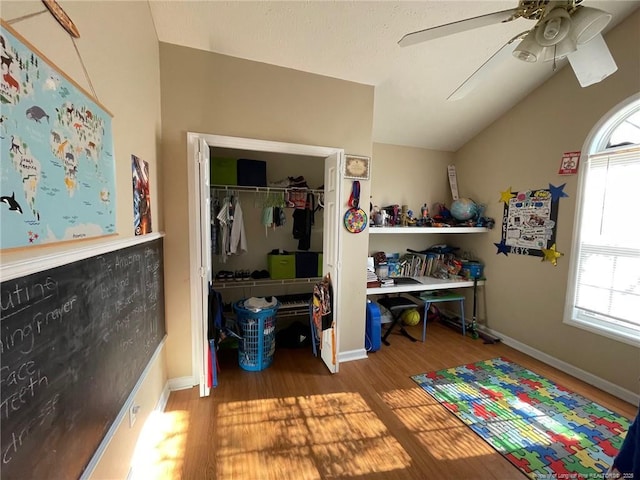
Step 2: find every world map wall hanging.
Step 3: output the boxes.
[494,184,568,262]
[0,21,115,250]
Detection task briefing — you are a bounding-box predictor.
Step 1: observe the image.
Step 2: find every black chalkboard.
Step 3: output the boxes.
[0,237,166,479]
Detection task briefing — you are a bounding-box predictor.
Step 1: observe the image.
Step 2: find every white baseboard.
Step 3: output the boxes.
[156,382,171,412]
[483,326,640,406]
[339,348,368,363]
[168,376,197,391]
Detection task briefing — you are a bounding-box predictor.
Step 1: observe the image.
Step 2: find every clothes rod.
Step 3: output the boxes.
[210,184,324,194]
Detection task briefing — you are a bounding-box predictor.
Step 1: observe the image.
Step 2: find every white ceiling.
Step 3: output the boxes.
[149,1,639,152]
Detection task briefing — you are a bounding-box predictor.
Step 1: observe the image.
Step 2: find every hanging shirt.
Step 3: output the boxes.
[229,197,247,254]
[216,198,231,263]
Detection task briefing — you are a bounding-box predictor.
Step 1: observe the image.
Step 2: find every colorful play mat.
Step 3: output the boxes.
[411,357,631,479]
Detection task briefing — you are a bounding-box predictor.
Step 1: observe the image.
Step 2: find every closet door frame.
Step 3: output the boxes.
[187,132,344,396]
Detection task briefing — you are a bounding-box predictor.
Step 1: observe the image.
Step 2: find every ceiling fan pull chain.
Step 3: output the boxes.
[552,45,558,71]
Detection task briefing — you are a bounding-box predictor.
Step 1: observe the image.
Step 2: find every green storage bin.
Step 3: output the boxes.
[211,157,237,185]
[267,254,295,279]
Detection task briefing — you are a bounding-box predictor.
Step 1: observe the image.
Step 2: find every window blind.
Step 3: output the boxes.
[573,147,640,337]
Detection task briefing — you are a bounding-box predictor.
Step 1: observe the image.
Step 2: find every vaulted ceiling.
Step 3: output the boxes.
[149,1,640,151]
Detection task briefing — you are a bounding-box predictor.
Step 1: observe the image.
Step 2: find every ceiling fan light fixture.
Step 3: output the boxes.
[571,6,612,44]
[543,34,578,62]
[535,8,572,46]
[513,30,543,62]
[567,34,618,87]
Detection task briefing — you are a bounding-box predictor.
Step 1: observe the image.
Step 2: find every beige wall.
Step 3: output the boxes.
[369,143,455,255]
[0,2,165,478]
[159,43,374,378]
[453,10,640,395]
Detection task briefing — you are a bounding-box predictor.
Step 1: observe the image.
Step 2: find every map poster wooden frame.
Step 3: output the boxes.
[0,20,116,250]
[500,187,559,257]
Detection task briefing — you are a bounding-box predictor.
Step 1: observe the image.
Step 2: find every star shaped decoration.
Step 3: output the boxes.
[494,240,509,256]
[541,243,564,266]
[549,183,569,202]
[499,187,516,204]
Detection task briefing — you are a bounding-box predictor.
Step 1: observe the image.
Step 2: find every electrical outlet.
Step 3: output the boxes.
[129,404,140,428]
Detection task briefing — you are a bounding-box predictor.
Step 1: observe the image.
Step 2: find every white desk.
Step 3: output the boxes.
[367,276,485,341]
[366,276,484,295]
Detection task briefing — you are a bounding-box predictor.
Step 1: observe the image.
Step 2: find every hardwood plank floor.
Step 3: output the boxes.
[153,322,636,480]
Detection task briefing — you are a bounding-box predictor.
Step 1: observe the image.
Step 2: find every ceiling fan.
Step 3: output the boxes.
[399,0,618,100]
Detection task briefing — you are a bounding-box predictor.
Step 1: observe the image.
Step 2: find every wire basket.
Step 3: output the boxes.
[233,300,279,371]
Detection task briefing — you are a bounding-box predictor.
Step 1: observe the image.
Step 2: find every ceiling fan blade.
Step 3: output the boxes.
[399,8,519,47]
[448,32,527,101]
[567,34,617,87]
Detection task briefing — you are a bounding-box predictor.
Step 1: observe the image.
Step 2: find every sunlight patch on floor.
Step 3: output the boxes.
[380,388,496,460]
[381,386,586,461]
[215,391,411,479]
[130,410,189,480]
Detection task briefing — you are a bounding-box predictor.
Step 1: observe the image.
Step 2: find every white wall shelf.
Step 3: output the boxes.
[368,226,488,234]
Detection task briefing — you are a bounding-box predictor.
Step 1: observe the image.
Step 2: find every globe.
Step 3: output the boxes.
[450,198,478,221]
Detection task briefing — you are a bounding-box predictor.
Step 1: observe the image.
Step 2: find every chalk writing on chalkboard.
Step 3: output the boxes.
[0,237,165,479]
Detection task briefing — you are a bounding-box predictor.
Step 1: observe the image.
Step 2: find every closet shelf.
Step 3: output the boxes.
[211,184,324,195]
[212,277,322,289]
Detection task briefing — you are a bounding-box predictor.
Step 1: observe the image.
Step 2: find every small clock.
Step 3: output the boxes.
[42,0,80,38]
[344,155,370,180]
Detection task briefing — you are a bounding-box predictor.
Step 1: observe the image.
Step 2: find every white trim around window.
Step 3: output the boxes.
[563,94,640,348]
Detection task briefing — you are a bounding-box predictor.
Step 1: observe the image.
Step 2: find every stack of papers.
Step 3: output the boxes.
[367,268,381,288]
[367,269,379,283]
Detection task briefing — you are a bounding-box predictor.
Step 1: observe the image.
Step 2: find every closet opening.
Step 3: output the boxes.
[187,133,344,397]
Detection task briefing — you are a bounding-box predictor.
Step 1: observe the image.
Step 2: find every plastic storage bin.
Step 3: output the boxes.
[295,251,320,278]
[234,300,279,371]
[461,261,484,279]
[211,157,238,185]
[237,158,267,187]
[267,254,295,279]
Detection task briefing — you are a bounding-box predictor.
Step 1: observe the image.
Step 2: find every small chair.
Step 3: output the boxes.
[377,296,420,346]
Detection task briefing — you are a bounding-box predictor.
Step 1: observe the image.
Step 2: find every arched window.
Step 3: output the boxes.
[564,94,640,346]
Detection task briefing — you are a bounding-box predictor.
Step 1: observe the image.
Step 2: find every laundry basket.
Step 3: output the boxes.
[233,300,279,371]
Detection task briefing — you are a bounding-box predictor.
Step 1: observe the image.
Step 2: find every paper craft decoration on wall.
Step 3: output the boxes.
[132,155,152,236]
[0,21,115,250]
[495,184,567,259]
[558,151,581,175]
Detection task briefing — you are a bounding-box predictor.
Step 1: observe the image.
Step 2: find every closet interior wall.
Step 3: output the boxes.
[210,147,325,307]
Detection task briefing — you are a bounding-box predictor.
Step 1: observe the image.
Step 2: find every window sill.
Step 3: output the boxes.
[563,316,640,348]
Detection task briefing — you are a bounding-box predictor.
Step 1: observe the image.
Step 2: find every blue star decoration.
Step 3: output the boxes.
[549,183,569,202]
[494,240,509,256]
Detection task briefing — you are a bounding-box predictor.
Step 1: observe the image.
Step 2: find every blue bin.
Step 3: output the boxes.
[365,300,382,352]
[234,300,279,371]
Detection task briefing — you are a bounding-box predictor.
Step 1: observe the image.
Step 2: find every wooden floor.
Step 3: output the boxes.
[153,322,635,480]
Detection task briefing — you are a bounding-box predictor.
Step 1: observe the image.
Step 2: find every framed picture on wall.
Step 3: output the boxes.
[344,155,370,180]
[0,20,115,250]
